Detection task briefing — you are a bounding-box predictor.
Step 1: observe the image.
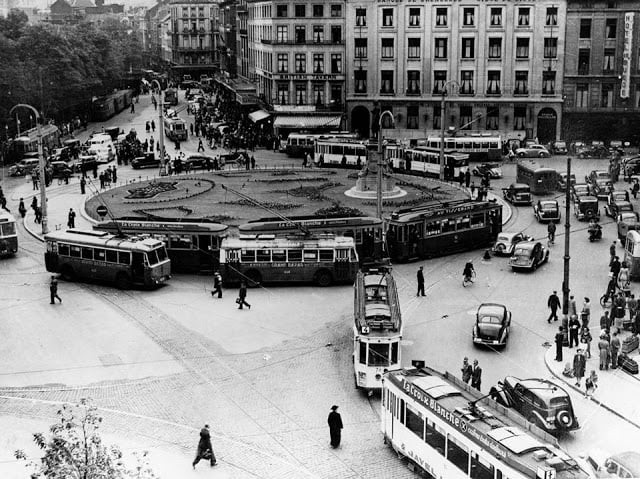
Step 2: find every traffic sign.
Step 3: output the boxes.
[96,205,108,218]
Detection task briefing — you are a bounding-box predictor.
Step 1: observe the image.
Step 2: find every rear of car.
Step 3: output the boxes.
[575,196,600,221]
[473,304,510,347]
[509,242,536,270]
[507,184,532,205]
[535,201,560,222]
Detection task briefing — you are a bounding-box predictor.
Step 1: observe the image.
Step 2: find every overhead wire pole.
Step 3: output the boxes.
[151,80,166,175]
[439,80,459,181]
[377,111,395,220]
[562,156,572,320]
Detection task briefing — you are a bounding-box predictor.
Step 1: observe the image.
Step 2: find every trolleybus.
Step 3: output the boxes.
[382,366,590,479]
[516,160,557,195]
[390,147,469,178]
[314,138,368,167]
[164,116,188,141]
[423,135,503,161]
[385,199,503,261]
[94,219,228,274]
[44,229,171,289]
[0,211,18,257]
[353,268,402,391]
[219,234,359,287]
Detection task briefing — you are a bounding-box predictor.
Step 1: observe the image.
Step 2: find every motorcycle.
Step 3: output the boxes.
[588,226,603,242]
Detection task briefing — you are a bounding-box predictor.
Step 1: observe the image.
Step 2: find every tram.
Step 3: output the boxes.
[0,211,18,256]
[390,147,469,178]
[423,135,503,161]
[353,268,402,391]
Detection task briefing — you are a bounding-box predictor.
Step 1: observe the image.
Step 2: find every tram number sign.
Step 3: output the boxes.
[96,205,108,218]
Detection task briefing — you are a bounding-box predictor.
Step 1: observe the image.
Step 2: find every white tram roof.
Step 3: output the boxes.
[45,229,165,252]
[222,234,356,249]
[0,210,16,223]
[355,270,402,335]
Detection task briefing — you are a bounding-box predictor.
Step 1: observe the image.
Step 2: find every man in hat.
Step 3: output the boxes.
[327,405,343,448]
[461,357,472,384]
[192,424,216,468]
[50,276,62,305]
[211,272,223,298]
[547,290,561,323]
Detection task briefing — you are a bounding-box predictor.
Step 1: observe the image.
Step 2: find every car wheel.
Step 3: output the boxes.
[518,152,526,158]
[495,244,506,255]
[539,152,547,158]
[556,410,574,429]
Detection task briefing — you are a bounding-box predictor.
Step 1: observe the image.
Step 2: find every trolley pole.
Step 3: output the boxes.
[152,80,166,174]
[562,156,572,319]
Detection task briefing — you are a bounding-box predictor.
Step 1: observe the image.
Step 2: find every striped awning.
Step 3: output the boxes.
[273,114,342,129]
[248,109,271,123]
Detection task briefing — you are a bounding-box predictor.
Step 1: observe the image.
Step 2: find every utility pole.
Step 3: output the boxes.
[376,111,395,220]
[439,80,459,181]
[151,80,166,174]
[562,156,572,319]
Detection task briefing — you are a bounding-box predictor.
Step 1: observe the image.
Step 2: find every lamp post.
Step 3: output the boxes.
[377,110,395,220]
[10,104,47,234]
[562,157,572,322]
[439,80,460,180]
[151,79,166,174]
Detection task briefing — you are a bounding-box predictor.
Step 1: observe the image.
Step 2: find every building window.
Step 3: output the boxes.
[407,71,420,94]
[576,83,588,107]
[294,4,305,17]
[601,84,613,107]
[459,106,473,130]
[354,69,367,93]
[463,7,474,26]
[433,105,442,129]
[295,53,306,73]
[295,83,306,105]
[435,38,447,59]
[407,105,419,129]
[277,83,289,104]
[381,70,394,94]
[435,7,447,26]
[295,25,305,43]
[606,18,617,38]
[313,84,324,105]
[514,106,526,130]
[487,71,501,94]
[277,25,288,42]
[433,71,446,94]
[516,38,529,58]
[486,107,499,130]
[542,71,555,94]
[514,71,528,94]
[488,38,501,58]
[408,38,420,58]
[330,4,342,17]
[460,71,474,94]
[462,38,475,59]
[381,38,394,59]
[313,53,324,73]
[276,4,287,17]
[355,38,367,58]
[331,84,342,104]
[546,7,558,26]
[382,8,393,27]
[578,48,590,74]
[313,25,324,43]
[313,5,323,17]
[355,8,366,26]
[490,7,502,26]
[544,38,558,58]
[580,19,592,38]
[331,53,342,73]
[409,8,420,27]
[331,25,341,43]
[518,7,530,26]
[604,48,615,71]
[277,53,288,73]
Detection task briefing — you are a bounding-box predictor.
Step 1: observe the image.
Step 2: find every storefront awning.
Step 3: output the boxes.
[249,109,271,123]
[273,114,343,129]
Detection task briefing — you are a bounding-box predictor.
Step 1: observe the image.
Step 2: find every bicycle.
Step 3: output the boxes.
[462,270,476,287]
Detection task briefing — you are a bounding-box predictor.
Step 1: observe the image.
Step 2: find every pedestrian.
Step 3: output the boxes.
[610,241,617,265]
[600,310,611,331]
[49,276,62,304]
[580,326,593,358]
[151,120,155,132]
[327,405,343,449]
[67,208,76,229]
[145,121,150,133]
[471,359,482,391]
[598,332,610,370]
[18,198,26,218]
[568,295,577,318]
[211,272,223,298]
[416,266,425,297]
[610,331,621,369]
[573,349,586,387]
[585,370,598,397]
[32,173,39,190]
[613,293,626,331]
[192,424,216,468]
[93,163,98,179]
[112,166,117,184]
[130,103,135,113]
[306,152,313,167]
[80,176,86,195]
[470,182,476,199]
[464,169,471,188]
[34,206,42,224]
[547,221,556,244]
[99,172,105,189]
[555,327,564,362]
[461,357,472,384]
[568,315,580,348]
[633,180,640,199]
[31,196,38,212]
[610,256,621,279]
[250,155,256,169]
[0,195,9,212]
[581,297,591,328]
[237,281,251,309]
[458,170,465,187]
[190,123,195,136]
[547,290,561,323]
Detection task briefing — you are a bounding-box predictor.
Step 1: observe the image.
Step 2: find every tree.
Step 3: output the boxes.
[15,399,157,479]
[0,9,29,40]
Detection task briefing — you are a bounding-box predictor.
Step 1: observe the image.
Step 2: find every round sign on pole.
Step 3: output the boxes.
[96,205,108,218]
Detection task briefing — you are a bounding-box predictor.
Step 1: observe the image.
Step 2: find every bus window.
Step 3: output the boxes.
[471,214,485,228]
[355,229,362,244]
[241,249,256,262]
[447,434,469,474]
[146,250,159,265]
[1,222,16,235]
[272,249,286,262]
[288,249,302,262]
[82,247,93,260]
[157,247,168,261]
[106,249,118,263]
[359,342,366,364]
[350,248,358,261]
[368,343,389,366]
[473,141,482,149]
[391,342,399,363]
[118,251,131,264]
[303,250,318,262]
[490,140,499,148]
[336,248,349,261]
[70,246,81,258]
[256,249,271,262]
[95,249,106,261]
[426,420,446,455]
[319,249,334,262]
[59,244,70,256]
[225,249,240,262]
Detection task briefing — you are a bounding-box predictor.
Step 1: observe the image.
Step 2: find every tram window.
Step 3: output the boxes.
[155,234,169,246]
[471,214,485,228]
[441,219,456,233]
[1,222,15,235]
[425,420,445,454]
[490,141,498,148]
[319,249,334,262]
[470,452,494,479]
[241,249,256,262]
[457,216,470,230]
[106,250,118,263]
[82,247,93,260]
[170,235,193,249]
[303,250,318,261]
[391,342,399,363]
[408,223,422,239]
[70,246,81,258]
[368,343,389,366]
[399,399,405,423]
[405,404,425,440]
[256,249,271,262]
[447,434,469,474]
[272,249,286,262]
[355,230,362,244]
[288,249,303,262]
[59,244,70,256]
[94,249,106,261]
[118,251,131,264]
[157,247,167,261]
[425,221,441,236]
[359,342,366,364]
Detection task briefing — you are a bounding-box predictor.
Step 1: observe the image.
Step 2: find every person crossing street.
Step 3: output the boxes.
[547,290,561,322]
[50,276,62,304]
[417,266,425,297]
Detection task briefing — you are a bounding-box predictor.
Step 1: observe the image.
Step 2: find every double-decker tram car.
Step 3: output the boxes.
[314,138,368,168]
[44,229,171,289]
[0,211,18,256]
[353,268,402,391]
[385,199,503,261]
[382,366,591,479]
[219,234,359,287]
[390,147,469,178]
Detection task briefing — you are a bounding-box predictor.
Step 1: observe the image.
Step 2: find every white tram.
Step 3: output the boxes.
[353,268,402,391]
[390,147,469,178]
[314,138,368,167]
[382,366,591,479]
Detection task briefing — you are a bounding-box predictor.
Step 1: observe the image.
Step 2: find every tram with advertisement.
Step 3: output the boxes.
[423,135,503,161]
[353,268,402,392]
[314,138,368,167]
[516,160,557,195]
[389,147,469,178]
[94,219,228,274]
[385,199,503,262]
[382,366,590,479]
[0,211,18,257]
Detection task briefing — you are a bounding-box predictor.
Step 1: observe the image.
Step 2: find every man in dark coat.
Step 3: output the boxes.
[555,327,564,361]
[50,276,62,304]
[211,272,223,298]
[464,169,471,188]
[471,359,482,391]
[328,405,343,448]
[568,315,580,348]
[192,424,216,468]
[416,266,425,297]
[547,290,561,322]
[610,256,621,279]
[237,281,251,309]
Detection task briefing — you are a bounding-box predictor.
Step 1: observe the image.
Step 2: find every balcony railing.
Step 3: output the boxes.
[380,89,395,95]
[406,89,421,95]
[261,39,343,45]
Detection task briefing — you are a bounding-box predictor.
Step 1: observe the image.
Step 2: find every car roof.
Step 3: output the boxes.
[478,303,506,317]
[511,183,530,188]
[539,200,557,205]
[514,241,539,250]
[509,377,568,400]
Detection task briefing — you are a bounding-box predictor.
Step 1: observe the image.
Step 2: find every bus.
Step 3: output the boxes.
[390,147,469,179]
[164,116,188,141]
[353,268,402,391]
[382,366,590,479]
[285,132,357,157]
[164,87,179,106]
[423,135,503,161]
[219,234,359,287]
[385,199,503,261]
[44,229,171,289]
[314,138,368,168]
[239,216,382,260]
[516,160,557,195]
[0,211,18,257]
[94,219,228,274]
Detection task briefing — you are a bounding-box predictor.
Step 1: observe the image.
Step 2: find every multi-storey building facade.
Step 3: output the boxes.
[218,0,238,77]
[237,0,251,80]
[346,1,566,143]
[562,0,640,144]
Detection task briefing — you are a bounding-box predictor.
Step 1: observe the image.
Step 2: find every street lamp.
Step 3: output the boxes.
[10,104,48,234]
[377,110,395,220]
[439,80,460,181]
[151,79,166,174]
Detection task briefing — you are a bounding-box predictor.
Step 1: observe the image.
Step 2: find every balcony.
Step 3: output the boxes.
[513,88,529,96]
[406,89,421,96]
[261,39,343,45]
[380,89,395,95]
[173,46,212,52]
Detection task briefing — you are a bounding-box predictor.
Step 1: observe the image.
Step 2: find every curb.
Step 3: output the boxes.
[22,211,44,242]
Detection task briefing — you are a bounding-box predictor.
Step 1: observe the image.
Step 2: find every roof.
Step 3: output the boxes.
[44,229,166,252]
[248,109,271,123]
[354,270,402,336]
[0,211,16,223]
[477,303,507,318]
[95,220,228,234]
[273,114,343,129]
[221,234,355,249]
[71,0,95,8]
[609,451,640,474]
[513,377,570,402]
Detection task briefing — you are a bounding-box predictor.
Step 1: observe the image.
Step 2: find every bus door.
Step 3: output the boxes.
[132,252,145,282]
[334,248,351,280]
[198,234,216,273]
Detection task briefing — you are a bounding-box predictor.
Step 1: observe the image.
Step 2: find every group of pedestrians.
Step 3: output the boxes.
[460,357,483,391]
[210,274,251,310]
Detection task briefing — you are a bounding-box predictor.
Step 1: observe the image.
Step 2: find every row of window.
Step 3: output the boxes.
[359,341,399,367]
[577,47,624,74]
[274,25,341,43]
[574,83,640,109]
[389,214,487,242]
[179,6,205,17]
[55,243,168,266]
[274,84,342,106]
[579,18,618,39]
[229,248,339,263]
[276,3,342,18]
[276,53,342,74]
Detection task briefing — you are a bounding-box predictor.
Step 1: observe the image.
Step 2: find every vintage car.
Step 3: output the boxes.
[577,145,610,159]
[591,178,614,200]
[574,196,601,221]
[471,163,503,178]
[489,376,579,435]
[604,191,633,218]
[503,183,532,205]
[69,153,98,174]
[185,154,215,170]
[473,303,511,347]
[557,173,576,191]
[548,140,568,155]
[617,212,640,243]
[508,241,549,271]
[515,144,551,158]
[571,183,591,201]
[8,156,40,177]
[131,152,160,169]
[533,200,561,223]
[623,156,640,179]
[48,161,73,179]
[586,170,611,184]
[492,231,534,256]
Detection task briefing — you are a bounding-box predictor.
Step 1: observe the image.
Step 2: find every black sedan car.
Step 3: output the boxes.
[533,200,561,223]
[185,154,214,170]
[472,303,511,347]
[577,145,610,159]
[605,191,633,218]
[508,241,549,271]
[471,163,503,178]
[503,183,532,205]
[591,178,614,200]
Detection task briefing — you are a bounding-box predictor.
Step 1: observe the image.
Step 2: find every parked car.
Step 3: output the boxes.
[48,161,73,179]
[570,140,586,155]
[503,183,532,205]
[604,191,633,218]
[557,173,576,191]
[131,153,161,169]
[472,303,511,347]
[574,195,601,221]
[533,200,561,223]
[71,154,98,174]
[617,211,640,243]
[185,154,214,170]
[492,231,534,256]
[577,145,610,159]
[89,144,116,164]
[8,157,39,177]
[509,241,549,270]
[50,147,71,163]
[489,376,579,435]
[587,451,640,478]
[622,156,640,179]
[471,163,503,178]
[591,178,614,200]
[515,144,551,158]
[548,140,568,155]
[586,170,611,185]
